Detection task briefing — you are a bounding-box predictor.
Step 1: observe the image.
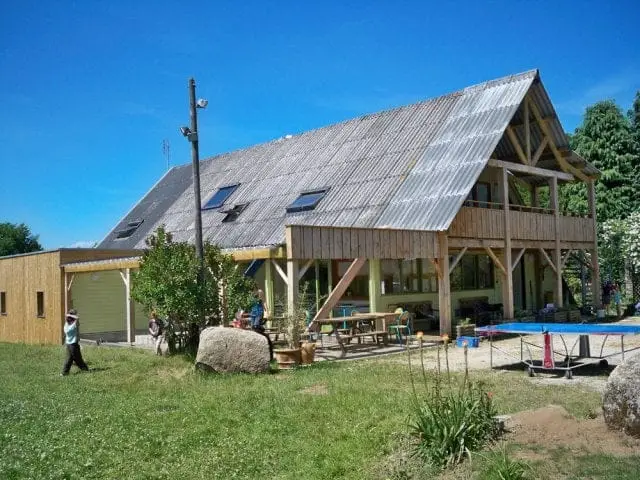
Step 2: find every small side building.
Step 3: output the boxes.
[0,249,141,345]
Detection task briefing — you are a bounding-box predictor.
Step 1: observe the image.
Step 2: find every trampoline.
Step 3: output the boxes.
[476,322,640,379]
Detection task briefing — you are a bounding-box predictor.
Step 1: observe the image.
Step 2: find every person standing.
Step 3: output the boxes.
[613,283,622,319]
[61,309,89,376]
[148,311,164,355]
[249,289,273,361]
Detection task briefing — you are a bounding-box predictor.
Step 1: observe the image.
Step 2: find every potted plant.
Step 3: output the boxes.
[273,284,313,369]
[455,318,476,338]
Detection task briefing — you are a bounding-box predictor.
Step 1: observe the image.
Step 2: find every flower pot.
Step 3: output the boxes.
[274,348,301,369]
[299,341,316,365]
[455,324,476,338]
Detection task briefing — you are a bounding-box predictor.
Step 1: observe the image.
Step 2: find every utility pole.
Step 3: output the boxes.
[189,78,205,266]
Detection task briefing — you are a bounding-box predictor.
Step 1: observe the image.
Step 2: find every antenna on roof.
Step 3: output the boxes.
[162,139,171,171]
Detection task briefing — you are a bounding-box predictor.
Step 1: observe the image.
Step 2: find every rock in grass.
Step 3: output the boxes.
[195,327,270,374]
[602,353,640,437]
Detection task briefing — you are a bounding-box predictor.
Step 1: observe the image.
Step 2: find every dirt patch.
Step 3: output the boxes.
[506,405,640,455]
[299,383,329,395]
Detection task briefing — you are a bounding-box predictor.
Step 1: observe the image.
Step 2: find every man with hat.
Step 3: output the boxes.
[61,309,90,375]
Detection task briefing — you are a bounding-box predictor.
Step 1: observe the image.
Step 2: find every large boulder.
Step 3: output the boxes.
[603,353,640,437]
[195,327,270,374]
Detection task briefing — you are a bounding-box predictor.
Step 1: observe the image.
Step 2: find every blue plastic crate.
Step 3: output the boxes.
[456,336,479,348]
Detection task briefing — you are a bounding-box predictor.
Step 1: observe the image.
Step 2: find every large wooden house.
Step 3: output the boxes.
[94,69,600,337]
[0,69,600,345]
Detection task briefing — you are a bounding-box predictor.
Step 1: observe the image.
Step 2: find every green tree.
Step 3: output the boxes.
[569,101,639,222]
[131,226,256,355]
[0,222,43,256]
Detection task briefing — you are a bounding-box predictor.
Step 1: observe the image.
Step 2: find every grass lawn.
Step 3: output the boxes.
[0,342,635,479]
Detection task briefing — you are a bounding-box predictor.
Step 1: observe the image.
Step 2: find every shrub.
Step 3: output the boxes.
[409,339,500,469]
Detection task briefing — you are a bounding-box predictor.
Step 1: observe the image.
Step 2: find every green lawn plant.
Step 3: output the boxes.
[409,336,500,470]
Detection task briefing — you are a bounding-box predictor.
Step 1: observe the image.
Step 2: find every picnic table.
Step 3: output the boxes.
[313,313,392,357]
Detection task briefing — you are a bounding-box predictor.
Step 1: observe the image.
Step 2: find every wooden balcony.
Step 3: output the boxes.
[448,206,595,244]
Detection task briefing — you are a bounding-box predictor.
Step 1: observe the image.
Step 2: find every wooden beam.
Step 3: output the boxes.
[286,259,299,318]
[488,159,574,181]
[271,259,288,284]
[297,259,314,281]
[502,167,514,320]
[437,233,452,336]
[67,273,75,291]
[64,258,141,273]
[368,259,381,313]
[124,268,135,344]
[550,176,563,307]
[429,258,442,279]
[506,126,528,165]
[264,259,274,319]
[528,98,589,182]
[512,248,526,272]
[588,180,601,308]
[448,247,468,274]
[228,246,286,261]
[531,137,548,167]
[561,249,574,270]
[524,99,531,164]
[484,246,507,276]
[312,258,366,322]
[539,248,557,274]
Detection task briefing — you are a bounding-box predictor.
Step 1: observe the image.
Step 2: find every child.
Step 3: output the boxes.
[148,311,163,355]
[61,309,89,375]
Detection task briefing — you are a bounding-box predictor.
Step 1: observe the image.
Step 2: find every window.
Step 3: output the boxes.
[286,188,329,213]
[221,203,248,223]
[0,291,6,315]
[465,182,492,208]
[115,220,144,239]
[203,184,239,210]
[36,291,45,317]
[449,254,494,291]
[381,259,422,295]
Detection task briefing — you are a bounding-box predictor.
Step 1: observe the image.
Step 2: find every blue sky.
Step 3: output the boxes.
[1,0,638,249]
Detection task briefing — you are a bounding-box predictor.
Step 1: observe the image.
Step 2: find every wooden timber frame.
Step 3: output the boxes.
[283,225,458,334]
[449,92,600,315]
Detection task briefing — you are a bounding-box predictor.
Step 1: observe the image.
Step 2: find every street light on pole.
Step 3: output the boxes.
[180,78,207,266]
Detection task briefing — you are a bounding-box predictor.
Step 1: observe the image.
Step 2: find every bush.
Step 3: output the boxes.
[409,339,500,469]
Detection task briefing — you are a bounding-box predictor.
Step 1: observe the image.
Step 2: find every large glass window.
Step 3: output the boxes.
[286,188,329,213]
[421,260,438,293]
[449,254,494,291]
[382,259,427,295]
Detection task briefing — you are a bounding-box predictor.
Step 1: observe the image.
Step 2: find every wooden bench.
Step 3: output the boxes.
[352,331,389,346]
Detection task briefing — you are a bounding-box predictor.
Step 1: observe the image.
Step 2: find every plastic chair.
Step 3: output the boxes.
[388,309,412,345]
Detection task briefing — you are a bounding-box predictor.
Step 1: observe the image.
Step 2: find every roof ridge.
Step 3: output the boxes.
[196,69,539,167]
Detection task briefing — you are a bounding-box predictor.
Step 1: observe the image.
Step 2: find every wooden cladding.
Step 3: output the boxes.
[448,207,504,238]
[286,226,439,260]
[449,207,595,243]
[559,216,595,243]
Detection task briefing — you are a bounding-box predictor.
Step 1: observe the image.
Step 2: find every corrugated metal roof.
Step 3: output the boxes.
[99,69,596,251]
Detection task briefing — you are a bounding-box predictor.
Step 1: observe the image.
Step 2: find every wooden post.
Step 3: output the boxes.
[550,176,563,307]
[368,259,381,313]
[264,259,274,318]
[64,272,69,315]
[286,259,299,318]
[327,260,333,317]
[502,167,515,320]
[122,268,135,345]
[314,260,320,314]
[588,180,601,308]
[437,233,452,336]
[531,185,543,309]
